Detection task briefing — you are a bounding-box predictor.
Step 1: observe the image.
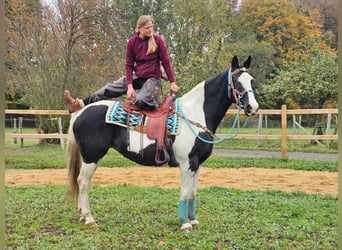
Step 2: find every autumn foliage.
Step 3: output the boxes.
[5,0,338,113]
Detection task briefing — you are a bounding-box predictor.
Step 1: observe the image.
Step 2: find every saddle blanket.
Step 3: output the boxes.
[105,100,181,135]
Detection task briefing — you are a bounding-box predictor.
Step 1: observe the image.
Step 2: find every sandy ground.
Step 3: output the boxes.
[5,167,338,196]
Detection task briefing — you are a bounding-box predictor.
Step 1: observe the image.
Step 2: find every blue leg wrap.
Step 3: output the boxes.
[178,200,189,224]
[188,199,196,220]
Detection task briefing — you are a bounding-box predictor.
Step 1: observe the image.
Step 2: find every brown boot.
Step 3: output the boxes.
[64,90,83,113]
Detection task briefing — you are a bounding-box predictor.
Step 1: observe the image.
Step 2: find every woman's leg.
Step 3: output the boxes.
[134,78,162,110]
[65,77,127,113]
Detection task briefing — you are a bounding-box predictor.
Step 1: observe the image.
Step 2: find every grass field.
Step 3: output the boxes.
[5,141,338,172]
[6,185,337,249]
[5,126,338,154]
[5,139,338,249]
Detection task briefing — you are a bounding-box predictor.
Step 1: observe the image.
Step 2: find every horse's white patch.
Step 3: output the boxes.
[239,72,259,113]
[238,72,253,91]
[128,130,155,153]
[247,92,259,113]
[172,81,206,162]
[179,81,206,124]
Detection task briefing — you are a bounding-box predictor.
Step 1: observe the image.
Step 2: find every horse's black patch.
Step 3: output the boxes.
[188,132,213,172]
[74,105,122,163]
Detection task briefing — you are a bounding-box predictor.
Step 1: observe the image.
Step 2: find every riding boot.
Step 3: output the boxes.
[168,148,179,167]
[64,90,84,113]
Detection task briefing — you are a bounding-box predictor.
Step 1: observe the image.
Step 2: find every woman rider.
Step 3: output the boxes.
[65,15,179,112]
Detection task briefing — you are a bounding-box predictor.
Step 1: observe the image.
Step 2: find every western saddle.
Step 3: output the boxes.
[121,93,175,165]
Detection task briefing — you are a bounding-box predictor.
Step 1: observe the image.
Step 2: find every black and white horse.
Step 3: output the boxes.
[67,56,259,231]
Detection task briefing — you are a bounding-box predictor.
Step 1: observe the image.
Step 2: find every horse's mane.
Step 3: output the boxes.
[205,69,228,86]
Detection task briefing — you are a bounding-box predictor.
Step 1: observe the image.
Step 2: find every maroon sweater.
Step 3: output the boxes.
[125,33,175,85]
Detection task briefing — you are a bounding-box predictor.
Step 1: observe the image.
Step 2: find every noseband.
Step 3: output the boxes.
[227,67,254,108]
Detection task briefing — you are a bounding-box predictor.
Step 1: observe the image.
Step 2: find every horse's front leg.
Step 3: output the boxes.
[188,169,200,228]
[178,166,200,231]
[77,162,98,226]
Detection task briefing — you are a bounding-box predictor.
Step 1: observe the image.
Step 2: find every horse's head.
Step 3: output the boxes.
[229,56,259,116]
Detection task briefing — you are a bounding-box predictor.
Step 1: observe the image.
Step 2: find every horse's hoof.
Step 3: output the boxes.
[180,222,192,232]
[190,219,200,227]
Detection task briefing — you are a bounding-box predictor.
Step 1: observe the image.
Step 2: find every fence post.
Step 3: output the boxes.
[326,113,332,148]
[13,118,17,144]
[265,115,268,129]
[257,114,263,146]
[292,115,297,146]
[57,117,65,150]
[19,117,23,147]
[281,105,287,158]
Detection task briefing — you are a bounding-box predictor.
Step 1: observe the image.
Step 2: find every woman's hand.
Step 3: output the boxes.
[170,82,179,93]
[127,84,135,99]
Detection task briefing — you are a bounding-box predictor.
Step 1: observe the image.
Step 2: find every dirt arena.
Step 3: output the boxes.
[5,166,338,196]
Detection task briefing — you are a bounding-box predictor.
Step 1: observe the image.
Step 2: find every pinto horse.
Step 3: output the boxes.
[67,56,259,231]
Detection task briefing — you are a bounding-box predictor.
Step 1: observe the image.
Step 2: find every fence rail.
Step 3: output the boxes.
[5,105,338,158]
[5,109,69,115]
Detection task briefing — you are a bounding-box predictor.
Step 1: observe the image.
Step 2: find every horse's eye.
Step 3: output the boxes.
[237,81,244,89]
[251,79,256,85]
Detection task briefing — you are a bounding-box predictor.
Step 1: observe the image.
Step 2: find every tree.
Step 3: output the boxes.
[223,21,276,88]
[160,0,238,94]
[5,0,42,107]
[5,0,130,137]
[291,0,338,48]
[52,0,129,97]
[319,0,338,48]
[260,43,337,109]
[239,0,328,68]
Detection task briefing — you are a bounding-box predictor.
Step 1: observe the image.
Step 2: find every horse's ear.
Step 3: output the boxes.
[231,56,239,70]
[243,56,252,69]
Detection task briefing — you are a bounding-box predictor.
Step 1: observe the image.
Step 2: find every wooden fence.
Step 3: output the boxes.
[5,105,338,158]
[5,110,69,149]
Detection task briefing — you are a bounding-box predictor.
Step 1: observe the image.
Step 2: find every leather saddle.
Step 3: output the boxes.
[121,93,175,165]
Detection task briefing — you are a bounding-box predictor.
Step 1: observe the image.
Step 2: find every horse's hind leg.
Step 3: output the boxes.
[77,162,97,226]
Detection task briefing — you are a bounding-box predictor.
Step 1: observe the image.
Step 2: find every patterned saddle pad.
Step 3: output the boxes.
[105,100,181,135]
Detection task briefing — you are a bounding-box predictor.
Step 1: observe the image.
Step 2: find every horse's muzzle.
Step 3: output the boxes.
[245,104,259,116]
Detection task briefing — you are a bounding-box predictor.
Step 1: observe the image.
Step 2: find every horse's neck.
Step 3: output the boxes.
[179,79,231,133]
[203,88,231,133]
[179,81,206,123]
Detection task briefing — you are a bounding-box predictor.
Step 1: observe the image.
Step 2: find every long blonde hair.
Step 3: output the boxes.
[136,15,157,55]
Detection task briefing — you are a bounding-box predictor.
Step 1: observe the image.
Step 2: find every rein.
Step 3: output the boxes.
[175,68,253,144]
[175,102,249,145]
[176,101,245,144]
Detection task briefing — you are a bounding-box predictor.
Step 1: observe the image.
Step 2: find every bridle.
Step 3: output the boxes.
[227,67,254,109]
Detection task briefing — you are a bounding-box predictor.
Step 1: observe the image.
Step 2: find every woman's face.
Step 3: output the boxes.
[139,20,153,38]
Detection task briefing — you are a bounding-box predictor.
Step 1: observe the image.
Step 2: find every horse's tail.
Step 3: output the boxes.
[66,117,81,202]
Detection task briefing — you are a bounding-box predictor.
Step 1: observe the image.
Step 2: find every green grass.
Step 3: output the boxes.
[214,127,337,153]
[205,157,337,172]
[5,143,338,172]
[6,126,338,154]
[5,131,338,249]
[6,185,337,249]
[5,142,68,169]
